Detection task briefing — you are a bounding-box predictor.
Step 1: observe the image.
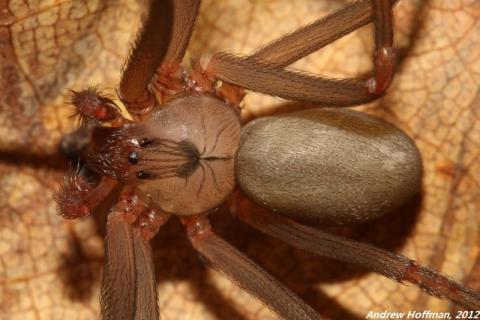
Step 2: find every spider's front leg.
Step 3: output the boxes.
[193,0,396,106]
[119,0,201,115]
[152,0,202,104]
[101,191,169,320]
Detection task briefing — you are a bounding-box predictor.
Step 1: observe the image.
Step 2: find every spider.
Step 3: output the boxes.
[51,0,480,319]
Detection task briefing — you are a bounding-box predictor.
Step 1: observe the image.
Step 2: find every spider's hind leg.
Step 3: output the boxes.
[231,198,480,311]
[181,214,324,320]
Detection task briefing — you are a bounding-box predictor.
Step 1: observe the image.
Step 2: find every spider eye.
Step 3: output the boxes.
[139,138,153,147]
[137,171,150,179]
[86,126,141,181]
[128,151,139,164]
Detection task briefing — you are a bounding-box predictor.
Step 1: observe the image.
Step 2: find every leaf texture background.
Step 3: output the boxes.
[0,0,479,319]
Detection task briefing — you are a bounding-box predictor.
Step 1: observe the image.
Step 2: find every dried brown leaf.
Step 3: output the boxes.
[1,0,479,319]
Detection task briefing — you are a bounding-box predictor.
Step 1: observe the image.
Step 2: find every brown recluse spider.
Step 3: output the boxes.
[54,0,480,319]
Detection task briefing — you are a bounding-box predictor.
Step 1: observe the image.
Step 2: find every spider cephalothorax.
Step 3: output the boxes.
[54,0,480,319]
[85,95,241,215]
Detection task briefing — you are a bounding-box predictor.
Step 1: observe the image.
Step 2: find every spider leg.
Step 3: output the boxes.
[199,53,374,106]
[101,192,169,320]
[366,0,396,94]
[69,88,127,126]
[153,0,202,104]
[120,0,201,114]
[232,201,480,311]
[119,1,173,116]
[152,0,201,103]
[162,0,201,67]
[252,0,398,68]
[55,172,118,220]
[181,214,324,320]
[195,0,396,106]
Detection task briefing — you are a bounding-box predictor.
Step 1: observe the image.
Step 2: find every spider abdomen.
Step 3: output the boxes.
[236,108,423,225]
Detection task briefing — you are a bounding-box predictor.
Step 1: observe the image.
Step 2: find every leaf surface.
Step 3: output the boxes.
[1,0,479,319]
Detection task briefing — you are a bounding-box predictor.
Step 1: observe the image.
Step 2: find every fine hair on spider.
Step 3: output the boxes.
[67,86,122,127]
[55,0,480,319]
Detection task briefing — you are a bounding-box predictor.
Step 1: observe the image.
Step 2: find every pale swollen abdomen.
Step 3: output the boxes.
[236,108,423,224]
